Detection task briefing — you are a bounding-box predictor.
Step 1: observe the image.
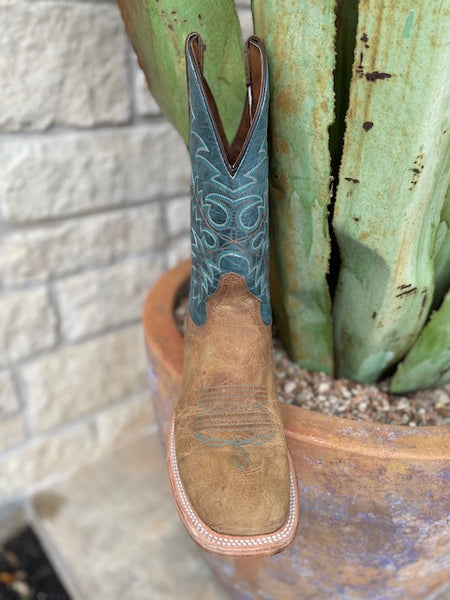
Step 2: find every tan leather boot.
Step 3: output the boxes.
[167,33,299,557]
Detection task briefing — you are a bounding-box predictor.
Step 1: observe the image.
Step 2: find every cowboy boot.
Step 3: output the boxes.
[167,32,299,557]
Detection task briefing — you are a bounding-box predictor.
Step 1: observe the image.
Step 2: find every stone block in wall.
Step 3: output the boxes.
[95,391,154,447]
[0,419,99,501]
[0,124,189,222]
[0,371,19,419]
[166,196,190,237]
[0,289,57,368]
[55,255,165,342]
[238,6,254,39]
[167,235,191,268]
[0,415,26,454]
[0,392,153,502]
[0,204,165,287]
[22,325,147,434]
[0,2,131,131]
[132,56,161,117]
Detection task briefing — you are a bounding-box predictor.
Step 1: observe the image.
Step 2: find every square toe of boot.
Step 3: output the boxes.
[180,452,291,536]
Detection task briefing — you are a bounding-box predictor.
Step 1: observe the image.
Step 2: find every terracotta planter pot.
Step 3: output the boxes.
[143,260,450,600]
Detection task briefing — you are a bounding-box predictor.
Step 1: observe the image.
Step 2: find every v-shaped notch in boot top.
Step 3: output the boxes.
[186,32,268,176]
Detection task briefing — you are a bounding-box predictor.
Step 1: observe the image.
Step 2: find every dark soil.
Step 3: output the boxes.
[0,527,70,600]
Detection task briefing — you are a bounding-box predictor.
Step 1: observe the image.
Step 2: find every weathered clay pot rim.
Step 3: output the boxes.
[143,259,450,461]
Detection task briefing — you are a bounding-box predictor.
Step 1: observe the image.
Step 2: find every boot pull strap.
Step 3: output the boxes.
[187,32,205,74]
[245,37,265,123]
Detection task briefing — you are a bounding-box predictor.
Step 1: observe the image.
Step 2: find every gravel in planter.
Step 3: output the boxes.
[175,299,450,427]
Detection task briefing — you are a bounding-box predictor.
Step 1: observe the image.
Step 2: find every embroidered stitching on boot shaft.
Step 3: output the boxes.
[186,43,272,327]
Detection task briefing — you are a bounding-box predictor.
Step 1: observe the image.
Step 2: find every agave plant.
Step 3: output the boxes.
[118,0,450,394]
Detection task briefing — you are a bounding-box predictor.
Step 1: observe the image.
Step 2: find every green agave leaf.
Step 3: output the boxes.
[433,184,450,307]
[252,0,335,374]
[390,290,450,393]
[118,0,246,144]
[333,1,450,383]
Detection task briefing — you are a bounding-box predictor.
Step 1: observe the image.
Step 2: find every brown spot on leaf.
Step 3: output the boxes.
[356,53,364,77]
[279,139,289,154]
[372,311,377,319]
[396,287,418,298]
[419,289,428,317]
[409,155,424,189]
[275,90,293,115]
[345,177,360,184]
[365,71,392,82]
[363,121,374,131]
[359,232,370,240]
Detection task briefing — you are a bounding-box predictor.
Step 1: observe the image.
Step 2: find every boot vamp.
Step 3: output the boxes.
[175,273,291,536]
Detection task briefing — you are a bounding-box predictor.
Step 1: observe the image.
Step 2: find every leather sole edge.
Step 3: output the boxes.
[166,415,299,558]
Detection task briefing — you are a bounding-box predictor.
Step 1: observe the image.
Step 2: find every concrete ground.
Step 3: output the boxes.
[2,433,230,600]
[4,433,450,600]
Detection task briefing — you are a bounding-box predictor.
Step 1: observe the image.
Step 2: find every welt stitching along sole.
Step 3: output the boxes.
[167,418,299,556]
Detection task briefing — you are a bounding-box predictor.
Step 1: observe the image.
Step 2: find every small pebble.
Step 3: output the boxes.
[11,580,30,596]
[318,382,330,394]
[284,381,296,394]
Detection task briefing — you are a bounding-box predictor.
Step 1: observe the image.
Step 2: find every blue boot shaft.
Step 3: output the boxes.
[185,33,271,327]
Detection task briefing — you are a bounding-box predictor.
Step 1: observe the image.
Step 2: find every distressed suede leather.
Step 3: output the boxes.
[175,273,290,535]
[173,33,292,538]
